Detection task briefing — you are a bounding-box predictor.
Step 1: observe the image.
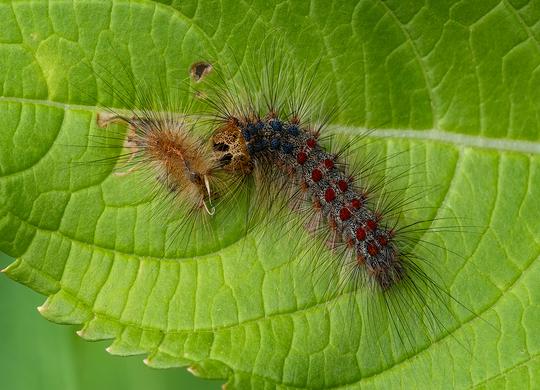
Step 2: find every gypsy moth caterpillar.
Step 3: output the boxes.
[196,42,486,361]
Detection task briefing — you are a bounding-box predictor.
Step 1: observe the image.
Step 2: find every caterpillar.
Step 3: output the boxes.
[214,116,402,288]
[197,46,475,355]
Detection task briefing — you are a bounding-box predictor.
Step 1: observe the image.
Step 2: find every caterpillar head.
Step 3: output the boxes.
[211,122,253,174]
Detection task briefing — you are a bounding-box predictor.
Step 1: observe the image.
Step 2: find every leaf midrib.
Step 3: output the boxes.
[1,95,539,154]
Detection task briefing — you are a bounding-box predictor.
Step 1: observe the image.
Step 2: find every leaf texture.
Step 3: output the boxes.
[1,0,540,388]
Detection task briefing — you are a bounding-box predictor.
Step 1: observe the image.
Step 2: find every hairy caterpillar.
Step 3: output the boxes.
[196,46,479,356]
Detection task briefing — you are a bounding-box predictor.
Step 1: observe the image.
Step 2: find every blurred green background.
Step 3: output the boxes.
[0,252,221,390]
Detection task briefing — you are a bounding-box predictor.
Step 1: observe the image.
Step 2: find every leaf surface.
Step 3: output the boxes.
[1,0,539,388]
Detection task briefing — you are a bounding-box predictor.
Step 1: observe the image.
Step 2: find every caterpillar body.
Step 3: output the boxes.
[196,49,477,356]
[213,116,401,290]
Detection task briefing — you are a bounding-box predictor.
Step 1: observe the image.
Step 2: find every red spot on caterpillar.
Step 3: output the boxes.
[324,159,334,169]
[306,138,316,148]
[366,219,377,231]
[337,180,348,192]
[356,227,366,241]
[377,236,388,246]
[351,198,362,209]
[367,242,379,256]
[297,152,307,165]
[339,208,351,221]
[324,187,336,202]
[312,169,322,182]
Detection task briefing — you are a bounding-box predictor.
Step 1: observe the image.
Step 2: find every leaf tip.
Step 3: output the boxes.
[76,329,84,337]
[105,346,113,354]
[143,358,151,366]
[37,305,46,314]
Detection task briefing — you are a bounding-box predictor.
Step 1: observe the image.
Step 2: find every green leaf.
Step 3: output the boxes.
[1,0,539,388]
